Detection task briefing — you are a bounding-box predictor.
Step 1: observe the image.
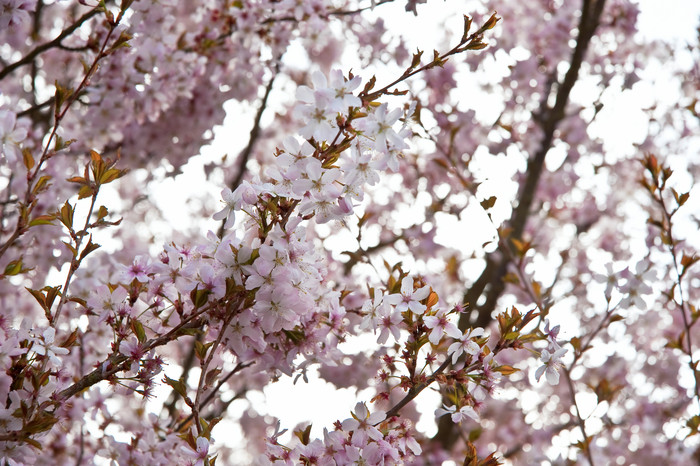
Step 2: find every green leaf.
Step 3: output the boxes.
[3,258,24,276]
[28,214,56,227]
[59,201,74,229]
[163,376,188,399]
[131,319,146,343]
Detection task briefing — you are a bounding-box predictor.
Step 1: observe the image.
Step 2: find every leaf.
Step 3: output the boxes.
[189,286,211,309]
[32,175,52,195]
[570,336,581,353]
[510,238,529,256]
[59,201,74,229]
[495,365,519,375]
[426,290,439,308]
[410,49,423,69]
[54,82,73,113]
[3,257,24,276]
[78,235,101,261]
[362,75,376,94]
[686,415,700,437]
[26,287,48,311]
[293,424,312,445]
[43,286,61,310]
[78,185,94,199]
[479,196,497,210]
[24,412,58,435]
[531,280,541,298]
[28,214,56,227]
[100,167,126,184]
[468,427,482,442]
[62,241,77,257]
[22,148,35,170]
[205,368,222,387]
[131,319,146,343]
[463,441,478,466]
[482,13,500,31]
[59,329,80,349]
[163,376,188,399]
[461,15,473,41]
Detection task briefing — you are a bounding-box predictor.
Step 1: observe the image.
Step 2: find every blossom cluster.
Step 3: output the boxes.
[1,0,698,464]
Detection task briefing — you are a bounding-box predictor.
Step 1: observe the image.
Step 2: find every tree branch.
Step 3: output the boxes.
[439,0,608,450]
[217,62,279,237]
[0,7,100,81]
[459,0,608,332]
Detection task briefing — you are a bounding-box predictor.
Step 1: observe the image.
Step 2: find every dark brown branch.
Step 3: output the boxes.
[459,0,608,332]
[0,7,100,81]
[439,0,608,451]
[17,96,55,119]
[57,316,205,402]
[217,62,279,237]
[261,0,396,24]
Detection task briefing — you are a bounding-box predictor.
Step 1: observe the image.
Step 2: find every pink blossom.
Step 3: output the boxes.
[446,327,484,364]
[389,276,430,314]
[30,327,69,368]
[180,436,209,466]
[341,402,386,445]
[423,308,460,345]
[435,403,479,424]
[535,347,568,385]
[0,109,27,163]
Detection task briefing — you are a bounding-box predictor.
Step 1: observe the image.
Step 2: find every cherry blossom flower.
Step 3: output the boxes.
[87,285,129,322]
[535,347,568,385]
[341,402,386,445]
[181,436,209,466]
[376,304,403,344]
[356,103,408,155]
[213,181,259,230]
[435,403,479,424]
[445,327,484,364]
[0,109,27,163]
[360,289,388,332]
[423,308,460,345]
[0,334,27,366]
[295,71,340,142]
[119,337,145,373]
[30,327,69,368]
[592,262,625,300]
[119,256,153,283]
[343,146,381,188]
[542,319,561,349]
[325,69,362,112]
[389,276,430,314]
[197,264,226,298]
[0,0,36,30]
[618,259,656,310]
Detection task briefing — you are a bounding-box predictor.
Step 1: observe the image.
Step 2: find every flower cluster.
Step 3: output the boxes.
[1,0,698,464]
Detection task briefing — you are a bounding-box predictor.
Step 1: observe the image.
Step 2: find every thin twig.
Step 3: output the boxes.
[175,361,253,433]
[383,357,452,420]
